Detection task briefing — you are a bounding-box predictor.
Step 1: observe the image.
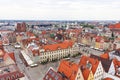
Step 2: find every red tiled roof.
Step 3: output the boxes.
[113,58,120,67]
[82,68,91,80]
[26,32,35,37]
[22,38,39,46]
[43,40,73,51]
[100,53,109,59]
[79,56,88,66]
[79,56,99,74]
[3,53,9,61]
[90,54,112,73]
[42,30,46,34]
[89,58,99,74]
[115,23,120,28]
[58,60,79,80]
[8,52,16,62]
[32,50,40,56]
[95,36,102,42]
[103,77,113,80]
[109,23,120,29]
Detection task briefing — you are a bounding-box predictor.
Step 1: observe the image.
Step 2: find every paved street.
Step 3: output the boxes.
[3,44,104,80]
[4,45,30,80]
[78,44,104,56]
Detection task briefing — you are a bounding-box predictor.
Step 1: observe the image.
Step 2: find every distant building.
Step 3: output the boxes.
[16,22,26,32]
[109,23,120,31]
[7,32,16,44]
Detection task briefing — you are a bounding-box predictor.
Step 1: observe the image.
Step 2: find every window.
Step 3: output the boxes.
[45,75,48,79]
[11,75,15,79]
[16,73,19,78]
[6,76,10,80]
[49,78,52,80]
[55,76,59,80]
[0,78,5,80]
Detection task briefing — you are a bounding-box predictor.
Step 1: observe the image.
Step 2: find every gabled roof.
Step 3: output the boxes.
[109,23,120,29]
[43,68,63,80]
[79,56,99,74]
[82,68,91,80]
[95,36,102,42]
[100,53,109,59]
[113,58,120,67]
[8,52,16,62]
[58,60,79,80]
[89,58,99,74]
[90,54,112,72]
[42,30,46,34]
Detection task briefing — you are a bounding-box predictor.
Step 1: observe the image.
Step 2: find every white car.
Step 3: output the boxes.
[30,64,38,67]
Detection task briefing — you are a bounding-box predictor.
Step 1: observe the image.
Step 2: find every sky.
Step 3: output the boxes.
[0,0,120,20]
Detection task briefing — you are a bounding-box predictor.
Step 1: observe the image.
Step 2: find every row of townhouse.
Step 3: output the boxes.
[78,33,116,51]
[22,40,79,65]
[43,53,120,80]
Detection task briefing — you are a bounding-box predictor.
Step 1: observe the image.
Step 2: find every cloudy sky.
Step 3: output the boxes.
[0,0,120,20]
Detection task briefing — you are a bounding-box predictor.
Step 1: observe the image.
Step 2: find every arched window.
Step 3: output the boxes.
[16,73,19,78]
[11,75,15,79]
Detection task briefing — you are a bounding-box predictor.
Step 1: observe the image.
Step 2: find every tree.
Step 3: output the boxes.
[111,32,114,38]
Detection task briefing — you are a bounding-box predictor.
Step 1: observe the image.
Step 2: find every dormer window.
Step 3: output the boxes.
[40,49,45,52]
[47,49,49,52]
[0,57,3,62]
[58,47,61,50]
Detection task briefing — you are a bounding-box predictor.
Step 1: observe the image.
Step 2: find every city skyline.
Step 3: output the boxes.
[0,0,120,20]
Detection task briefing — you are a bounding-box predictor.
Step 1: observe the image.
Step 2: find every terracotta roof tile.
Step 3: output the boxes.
[95,36,102,42]
[79,56,88,66]
[82,68,91,80]
[79,55,99,74]
[26,32,35,37]
[8,52,16,62]
[44,40,73,51]
[90,54,112,73]
[100,53,109,59]
[115,23,120,28]
[89,58,99,74]
[3,53,9,61]
[58,60,79,80]
[103,77,113,80]
[109,23,120,29]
